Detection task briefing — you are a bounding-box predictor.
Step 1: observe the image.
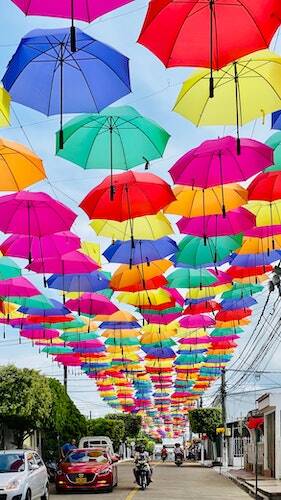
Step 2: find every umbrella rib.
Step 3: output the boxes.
[112,125,129,170]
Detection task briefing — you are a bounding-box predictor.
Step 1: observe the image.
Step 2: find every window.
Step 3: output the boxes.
[33,453,43,467]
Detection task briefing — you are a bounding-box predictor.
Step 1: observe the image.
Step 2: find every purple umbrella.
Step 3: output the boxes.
[47,271,110,293]
[221,297,257,311]
[18,299,71,316]
[231,251,281,267]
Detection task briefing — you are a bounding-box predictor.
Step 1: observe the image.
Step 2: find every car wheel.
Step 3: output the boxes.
[41,484,49,500]
[25,489,32,500]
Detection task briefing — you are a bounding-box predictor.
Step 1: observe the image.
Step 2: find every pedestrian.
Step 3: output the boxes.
[61,439,77,458]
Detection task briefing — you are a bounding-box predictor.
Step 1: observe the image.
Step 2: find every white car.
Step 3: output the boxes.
[0,449,49,500]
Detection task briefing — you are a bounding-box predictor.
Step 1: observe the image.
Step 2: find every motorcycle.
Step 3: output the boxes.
[175,453,183,467]
[136,460,150,490]
[161,452,168,463]
[45,460,58,483]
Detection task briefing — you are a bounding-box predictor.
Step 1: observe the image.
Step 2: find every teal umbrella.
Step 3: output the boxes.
[265,132,281,171]
[0,257,22,279]
[166,268,217,288]
[222,283,263,300]
[174,234,243,267]
[56,106,170,194]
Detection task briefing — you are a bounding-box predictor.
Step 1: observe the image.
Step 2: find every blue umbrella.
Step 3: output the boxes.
[220,296,257,311]
[2,28,131,148]
[230,251,281,267]
[18,299,71,316]
[103,237,178,265]
[272,110,281,130]
[47,271,110,294]
[99,320,140,329]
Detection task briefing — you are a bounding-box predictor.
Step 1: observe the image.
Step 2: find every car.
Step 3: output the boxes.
[55,448,118,493]
[0,449,49,500]
[79,436,114,455]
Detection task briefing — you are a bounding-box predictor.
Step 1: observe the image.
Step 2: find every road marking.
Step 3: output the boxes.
[125,486,138,500]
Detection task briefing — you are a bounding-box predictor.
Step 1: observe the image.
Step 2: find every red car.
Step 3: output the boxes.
[55,448,118,493]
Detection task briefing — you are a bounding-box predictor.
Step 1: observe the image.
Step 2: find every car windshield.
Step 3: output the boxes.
[66,450,108,464]
[0,453,25,473]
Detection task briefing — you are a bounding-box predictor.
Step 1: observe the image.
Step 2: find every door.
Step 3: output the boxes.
[33,453,47,497]
[267,412,275,477]
[27,452,41,498]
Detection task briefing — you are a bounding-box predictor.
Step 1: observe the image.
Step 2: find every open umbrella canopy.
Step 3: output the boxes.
[248,171,281,201]
[104,237,177,264]
[0,191,77,236]
[0,89,10,127]
[18,298,70,316]
[0,137,46,190]
[174,234,243,267]
[66,293,118,316]
[47,271,109,293]
[170,137,272,187]
[177,314,215,329]
[247,200,281,226]
[0,277,40,297]
[110,260,171,289]
[221,283,263,299]
[177,207,255,238]
[20,328,59,340]
[164,184,248,217]
[166,268,217,289]
[0,231,80,260]
[227,266,272,278]
[9,294,54,310]
[91,213,173,240]
[138,0,280,69]
[238,235,281,254]
[183,300,220,315]
[80,171,175,220]
[0,257,22,279]
[56,105,170,170]
[27,250,99,274]
[117,288,172,307]
[115,275,168,292]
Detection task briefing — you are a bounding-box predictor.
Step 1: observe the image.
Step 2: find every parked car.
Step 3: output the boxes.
[55,448,118,493]
[79,436,114,455]
[0,449,49,500]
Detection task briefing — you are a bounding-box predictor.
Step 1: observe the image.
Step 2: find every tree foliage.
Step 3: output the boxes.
[0,365,52,447]
[87,417,125,450]
[106,414,142,438]
[188,408,222,441]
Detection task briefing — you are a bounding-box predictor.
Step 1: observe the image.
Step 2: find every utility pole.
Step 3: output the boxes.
[63,365,68,393]
[221,368,228,467]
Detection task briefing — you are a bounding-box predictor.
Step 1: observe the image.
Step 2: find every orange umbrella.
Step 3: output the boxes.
[0,137,46,190]
[110,259,171,289]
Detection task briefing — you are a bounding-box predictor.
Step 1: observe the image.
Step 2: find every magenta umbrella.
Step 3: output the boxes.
[65,292,118,316]
[0,231,80,261]
[208,269,232,286]
[177,207,255,242]
[66,339,104,348]
[0,277,40,297]
[245,225,281,238]
[179,336,211,344]
[0,192,77,239]
[169,137,273,216]
[26,251,99,274]
[54,354,82,366]
[12,0,132,52]
[20,328,59,340]
[178,314,215,329]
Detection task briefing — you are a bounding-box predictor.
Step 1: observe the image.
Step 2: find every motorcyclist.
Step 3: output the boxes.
[133,444,152,484]
[174,443,184,460]
[160,445,168,461]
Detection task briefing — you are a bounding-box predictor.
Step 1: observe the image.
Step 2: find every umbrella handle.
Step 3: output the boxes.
[209,0,214,98]
[70,26,76,53]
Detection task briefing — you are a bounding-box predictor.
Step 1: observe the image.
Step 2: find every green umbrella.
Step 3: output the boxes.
[265,132,281,171]
[141,339,177,348]
[42,346,73,355]
[0,257,21,279]
[43,318,86,330]
[211,327,244,337]
[8,294,53,309]
[105,337,139,346]
[175,234,243,267]
[221,283,263,300]
[166,268,217,288]
[139,306,183,315]
[60,331,99,342]
[56,105,170,196]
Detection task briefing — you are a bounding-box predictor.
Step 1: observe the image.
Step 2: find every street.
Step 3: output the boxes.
[51,462,250,499]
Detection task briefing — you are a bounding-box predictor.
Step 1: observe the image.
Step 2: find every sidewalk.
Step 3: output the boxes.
[217,467,281,499]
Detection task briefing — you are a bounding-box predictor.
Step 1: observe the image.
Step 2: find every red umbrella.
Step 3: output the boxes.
[183,301,221,315]
[111,275,167,292]
[227,265,272,278]
[248,171,281,201]
[80,171,175,221]
[138,0,280,96]
[216,308,252,322]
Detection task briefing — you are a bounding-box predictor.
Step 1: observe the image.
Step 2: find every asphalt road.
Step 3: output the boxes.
[50,462,250,499]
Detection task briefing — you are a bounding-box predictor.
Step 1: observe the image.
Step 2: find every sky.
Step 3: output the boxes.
[0,0,281,418]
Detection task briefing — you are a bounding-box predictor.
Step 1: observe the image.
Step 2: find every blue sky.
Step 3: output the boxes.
[0,0,281,418]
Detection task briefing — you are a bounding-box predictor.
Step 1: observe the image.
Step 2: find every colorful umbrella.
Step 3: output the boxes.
[248,171,281,201]
[91,213,173,240]
[66,293,118,316]
[47,271,110,293]
[110,260,171,289]
[104,237,177,265]
[174,234,243,267]
[27,250,99,274]
[166,268,216,289]
[2,28,131,148]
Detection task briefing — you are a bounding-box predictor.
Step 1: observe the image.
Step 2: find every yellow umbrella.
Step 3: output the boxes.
[176,328,210,338]
[216,318,250,328]
[164,184,248,217]
[174,50,281,128]
[117,288,172,306]
[80,241,101,266]
[186,284,232,299]
[102,329,140,339]
[246,200,281,226]
[90,213,173,240]
[111,259,171,289]
[0,89,10,127]
[0,138,46,191]
[234,275,268,284]
[106,345,139,354]
[141,331,176,344]
[141,324,177,335]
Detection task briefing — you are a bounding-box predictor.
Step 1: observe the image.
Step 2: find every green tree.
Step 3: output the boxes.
[106,414,142,438]
[188,408,222,441]
[0,365,52,448]
[87,417,125,451]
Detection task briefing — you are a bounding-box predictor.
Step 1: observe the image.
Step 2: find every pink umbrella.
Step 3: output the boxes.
[27,251,99,274]
[245,225,281,238]
[178,314,215,329]
[65,292,118,316]
[12,0,133,52]
[20,328,59,340]
[207,269,232,286]
[177,207,255,241]
[54,354,82,366]
[0,231,80,261]
[66,339,104,348]
[0,192,77,238]
[179,336,211,344]
[0,277,40,297]
[163,287,185,307]
[142,313,182,324]
[169,137,273,215]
